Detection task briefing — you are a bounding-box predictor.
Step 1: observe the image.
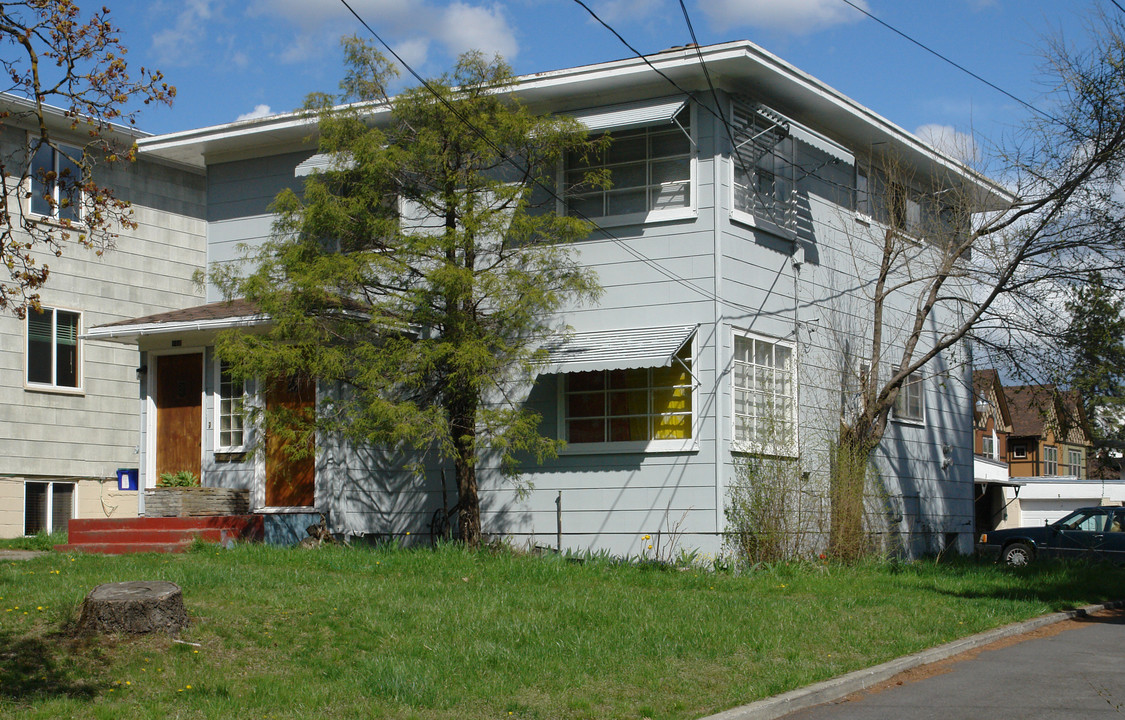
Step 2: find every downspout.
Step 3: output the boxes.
[713,98,726,542]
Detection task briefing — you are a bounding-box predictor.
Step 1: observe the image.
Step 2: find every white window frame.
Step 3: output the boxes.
[981,432,997,459]
[213,357,248,453]
[1043,445,1059,476]
[1012,444,1027,459]
[562,102,696,228]
[892,371,925,424]
[23,480,75,536]
[28,138,84,221]
[1067,448,1084,478]
[557,337,697,455]
[24,305,83,394]
[731,330,797,457]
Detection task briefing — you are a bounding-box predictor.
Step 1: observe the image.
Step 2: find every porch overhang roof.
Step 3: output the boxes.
[84,299,268,344]
[539,324,696,374]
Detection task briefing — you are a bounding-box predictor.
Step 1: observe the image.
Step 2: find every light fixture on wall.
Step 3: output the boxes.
[136,365,147,379]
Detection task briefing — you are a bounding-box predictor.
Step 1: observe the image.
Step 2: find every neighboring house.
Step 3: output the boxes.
[997,384,1125,526]
[972,369,1019,532]
[89,42,1004,557]
[0,95,207,538]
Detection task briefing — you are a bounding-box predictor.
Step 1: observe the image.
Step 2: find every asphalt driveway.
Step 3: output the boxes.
[778,607,1125,720]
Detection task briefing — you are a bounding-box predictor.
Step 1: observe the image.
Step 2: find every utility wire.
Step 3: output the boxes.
[1110,0,1125,15]
[335,0,758,314]
[837,0,1064,126]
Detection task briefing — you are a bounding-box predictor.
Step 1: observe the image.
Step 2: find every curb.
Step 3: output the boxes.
[697,599,1124,720]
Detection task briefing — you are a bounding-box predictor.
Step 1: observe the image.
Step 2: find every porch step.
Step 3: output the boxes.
[57,515,264,555]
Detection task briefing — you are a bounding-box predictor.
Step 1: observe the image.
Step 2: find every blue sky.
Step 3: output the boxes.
[111,0,1103,158]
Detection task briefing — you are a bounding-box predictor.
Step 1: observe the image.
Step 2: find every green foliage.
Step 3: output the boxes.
[215,39,604,545]
[4,544,1125,719]
[725,453,807,565]
[1061,271,1125,443]
[157,471,199,488]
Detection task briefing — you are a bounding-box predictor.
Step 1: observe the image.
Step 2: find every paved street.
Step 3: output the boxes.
[778,608,1125,719]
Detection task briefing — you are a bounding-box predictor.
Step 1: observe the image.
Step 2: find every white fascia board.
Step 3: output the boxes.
[83,315,267,344]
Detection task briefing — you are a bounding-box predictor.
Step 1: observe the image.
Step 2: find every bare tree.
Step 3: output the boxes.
[0,1,174,316]
[828,11,1125,557]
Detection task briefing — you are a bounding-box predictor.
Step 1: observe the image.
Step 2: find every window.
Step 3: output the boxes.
[982,433,996,459]
[215,360,247,451]
[30,141,82,221]
[1067,448,1084,478]
[563,346,692,449]
[733,334,795,454]
[731,99,796,233]
[564,108,692,221]
[893,372,924,422]
[1012,444,1027,459]
[24,481,74,535]
[1043,446,1058,476]
[26,307,80,390]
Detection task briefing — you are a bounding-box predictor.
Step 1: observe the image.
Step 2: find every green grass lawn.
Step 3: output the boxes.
[1,542,1122,720]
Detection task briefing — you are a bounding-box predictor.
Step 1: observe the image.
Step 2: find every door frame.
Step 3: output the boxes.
[145,348,207,490]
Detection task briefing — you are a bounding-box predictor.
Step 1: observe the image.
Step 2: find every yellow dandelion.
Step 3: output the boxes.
[186,685,192,690]
[125,681,131,686]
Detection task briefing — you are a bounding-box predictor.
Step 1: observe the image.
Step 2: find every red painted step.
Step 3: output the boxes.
[57,515,264,555]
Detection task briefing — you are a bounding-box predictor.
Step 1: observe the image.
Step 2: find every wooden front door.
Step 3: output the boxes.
[155,353,203,480]
[264,376,316,507]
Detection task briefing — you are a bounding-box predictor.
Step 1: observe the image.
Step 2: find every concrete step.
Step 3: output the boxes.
[60,515,264,554]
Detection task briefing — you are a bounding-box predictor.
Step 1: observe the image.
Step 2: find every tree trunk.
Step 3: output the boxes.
[77,581,188,635]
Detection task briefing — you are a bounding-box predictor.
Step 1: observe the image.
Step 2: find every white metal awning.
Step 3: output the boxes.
[540,324,696,374]
[789,125,854,166]
[295,152,355,177]
[569,97,689,133]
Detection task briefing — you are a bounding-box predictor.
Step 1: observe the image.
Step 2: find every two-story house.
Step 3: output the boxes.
[0,95,207,538]
[1000,383,1125,525]
[89,41,1006,557]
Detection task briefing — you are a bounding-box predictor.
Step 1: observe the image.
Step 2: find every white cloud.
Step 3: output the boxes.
[437,3,518,60]
[915,124,980,164]
[395,37,432,72]
[150,0,218,66]
[237,104,274,121]
[701,0,867,34]
[246,0,413,27]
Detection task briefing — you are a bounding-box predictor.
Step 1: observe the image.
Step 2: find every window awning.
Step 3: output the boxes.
[789,125,854,166]
[540,324,696,374]
[569,97,688,133]
[295,152,355,177]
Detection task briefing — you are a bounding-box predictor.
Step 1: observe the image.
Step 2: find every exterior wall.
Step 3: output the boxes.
[182,92,977,558]
[0,120,207,535]
[0,477,137,539]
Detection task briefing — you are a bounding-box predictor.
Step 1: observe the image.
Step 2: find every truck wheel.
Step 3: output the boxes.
[1002,542,1033,567]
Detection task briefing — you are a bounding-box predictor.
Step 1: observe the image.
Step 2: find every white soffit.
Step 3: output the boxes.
[541,324,696,374]
[569,97,688,133]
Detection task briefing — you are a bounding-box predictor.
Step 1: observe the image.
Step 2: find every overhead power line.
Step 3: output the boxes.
[332,0,761,314]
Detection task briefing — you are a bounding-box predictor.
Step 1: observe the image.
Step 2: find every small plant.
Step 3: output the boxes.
[158,470,200,487]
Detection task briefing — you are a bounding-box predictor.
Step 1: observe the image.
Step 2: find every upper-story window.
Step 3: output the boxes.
[1067,448,1083,478]
[1043,446,1059,476]
[30,141,83,221]
[982,432,997,459]
[731,99,796,233]
[26,306,81,391]
[564,102,692,224]
[893,371,924,423]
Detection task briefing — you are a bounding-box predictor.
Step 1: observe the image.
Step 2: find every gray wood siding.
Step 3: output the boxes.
[0,140,206,483]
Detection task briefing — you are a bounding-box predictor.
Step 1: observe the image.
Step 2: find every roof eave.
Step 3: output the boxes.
[84,314,268,344]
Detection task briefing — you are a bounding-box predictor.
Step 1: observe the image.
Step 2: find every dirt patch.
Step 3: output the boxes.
[837,607,1124,702]
[0,549,47,561]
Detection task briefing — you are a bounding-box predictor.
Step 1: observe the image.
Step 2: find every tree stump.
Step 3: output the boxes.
[77,581,189,635]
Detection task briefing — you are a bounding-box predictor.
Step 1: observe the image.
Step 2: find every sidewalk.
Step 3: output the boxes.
[700,601,1125,720]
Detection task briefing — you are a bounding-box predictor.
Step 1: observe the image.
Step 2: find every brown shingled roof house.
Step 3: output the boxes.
[1003,384,1092,479]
